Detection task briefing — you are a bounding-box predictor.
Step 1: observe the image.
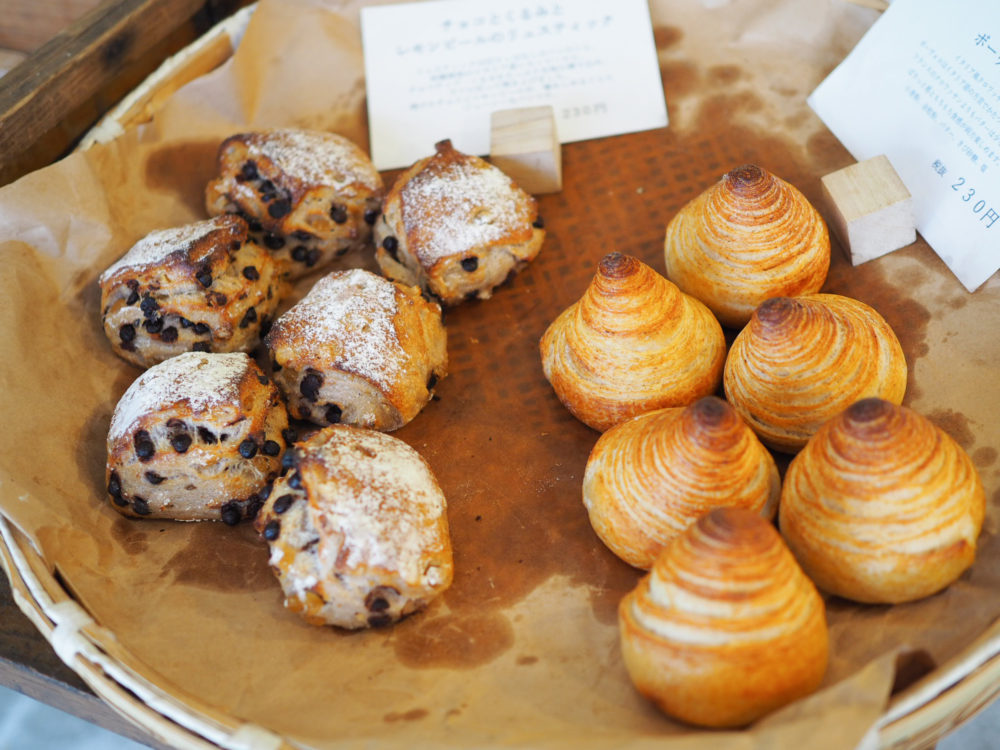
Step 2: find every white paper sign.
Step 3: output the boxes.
[360,0,668,171]
[808,0,1000,292]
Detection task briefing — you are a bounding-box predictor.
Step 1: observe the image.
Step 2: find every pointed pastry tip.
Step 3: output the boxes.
[597,252,641,279]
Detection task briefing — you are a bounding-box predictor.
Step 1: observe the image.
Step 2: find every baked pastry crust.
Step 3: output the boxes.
[255,425,453,629]
[105,352,289,522]
[99,215,285,369]
[583,396,779,569]
[205,129,383,279]
[373,139,544,306]
[779,398,985,604]
[265,268,447,431]
[723,293,907,453]
[540,252,726,432]
[619,508,828,728]
[664,164,830,328]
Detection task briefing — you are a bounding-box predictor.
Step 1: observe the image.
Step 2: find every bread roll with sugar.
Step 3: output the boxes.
[540,253,726,432]
[99,215,284,369]
[205,129,383,279]
[255,425,453,629]
[619,508,828,728]
[373,139,545,306]
[105,352,289,523]
[780,398,985,604]
[583,397,779,569]
[265,269,447,431]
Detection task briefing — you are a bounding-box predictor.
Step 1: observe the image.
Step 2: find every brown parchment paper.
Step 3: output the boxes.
[2,0,1000,747]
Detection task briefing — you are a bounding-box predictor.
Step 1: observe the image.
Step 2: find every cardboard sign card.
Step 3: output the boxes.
[360,0,668,170]
[809,0,1000,291]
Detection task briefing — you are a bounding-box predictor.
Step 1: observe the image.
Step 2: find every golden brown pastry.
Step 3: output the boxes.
[264,269,447,431]
[779,398,985,604]
[255,425,453,629]
[205,129,383,279]
[619,507,828,728]
[540,253,726,432]
[724,293,906,453]
[373,139,545,306]
[99,215,285,369]
[583,396,779,569]
[663,164,830,328]
[105,352,289,523]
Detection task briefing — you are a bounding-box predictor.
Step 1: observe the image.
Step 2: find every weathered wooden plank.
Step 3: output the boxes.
[0,0,105,53]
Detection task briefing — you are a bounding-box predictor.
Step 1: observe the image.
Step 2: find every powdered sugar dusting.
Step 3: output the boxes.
[253,130,380,191]
[306,427,446,583]
[99,217,229,283]
[109,352,250,441]
[401,152,528,265]
[274,269,403,389]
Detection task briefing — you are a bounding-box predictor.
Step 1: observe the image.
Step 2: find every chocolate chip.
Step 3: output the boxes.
[112,494,128,507]
[238,439,258,458]
[119,324,136,342]
[242,265,260,281]
[367,613,393,628]
[257,373,269,386]
[259,483,273,501]
[427,373,438,390]
[197,426,217,444]
[281,450,298,471]
[365,586,398,612]
[325,404,342,424]
[170,433,192,453]
[132,497,151,516]
[220,501,241,526]
[263,233,285,250]
[287,472,303,490]
[268,198,291,219]
[281,428,297,445]
[108,472,122,498]
[144,471,165,484]
[259,317,272,337]
[305,249,321,267]
[273,493,294,514]
[364,208,379,225]
[368,596,389,612]
[297,405,310,419]
[211,292,228,306]
[330,204,348,224]
[134,430,154,460]
[219,433,229,442]
[126,289,139,305]
[178,317,193,328]
[192,341,211,352]
[240,161,259,181]
[239,307,257,328]
[196,269,212,288]
[300,372,322,401]
[230,240,242,251]
[292,230,314,241]
[247,218,263,233]
[335,247,349,258]
[272,360,283,372]
[160,326,178,343]
[381,235,399,261]
[193,322,211,335]
[140,295,159,318]
[261,439,281,456]
[291,245,307,262]
[532,216,545,229]
[263,520,281,541]
[143,317,163,334]
[245,498,264,520]
[461,256,478,272]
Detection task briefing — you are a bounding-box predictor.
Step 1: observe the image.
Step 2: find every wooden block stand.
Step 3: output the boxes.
[489,105,562,195]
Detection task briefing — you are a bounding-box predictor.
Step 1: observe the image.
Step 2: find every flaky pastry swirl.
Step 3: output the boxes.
[540,253,726,432]
[663,164,830,328]
[724,293,907,453]
[779,398,985,604]
[583,397,779,569]
[619,508,828,728]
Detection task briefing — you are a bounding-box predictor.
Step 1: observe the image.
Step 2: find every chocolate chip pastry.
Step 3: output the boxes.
[99,215,285,369]
[373,139,545,306]
[205,129,383,279]
[255,425,454,629]
[106,352,290,523]
[265,268,447,432]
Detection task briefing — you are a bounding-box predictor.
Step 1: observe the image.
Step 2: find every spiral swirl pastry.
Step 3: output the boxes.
[723,293,907,453]
[540,253,726,432]
[583,397,779,569]
[663,164,830,328]
[619,508,828,728]
[780,398,985,604]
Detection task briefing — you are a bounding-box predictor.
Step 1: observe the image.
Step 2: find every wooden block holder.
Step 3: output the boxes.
[489,105,562,195]
[820,154,916,266]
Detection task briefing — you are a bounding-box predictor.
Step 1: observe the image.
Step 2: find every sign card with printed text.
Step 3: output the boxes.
[360,0,668,171]
[809,0,1000,291]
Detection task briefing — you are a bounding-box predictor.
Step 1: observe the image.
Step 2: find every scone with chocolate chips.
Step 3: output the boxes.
[99,215,284,369]
[255,425,453,629]
[105,352,291,524]
[265,268,447,431]
[373,139,545,306]
[205,129,383,279]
